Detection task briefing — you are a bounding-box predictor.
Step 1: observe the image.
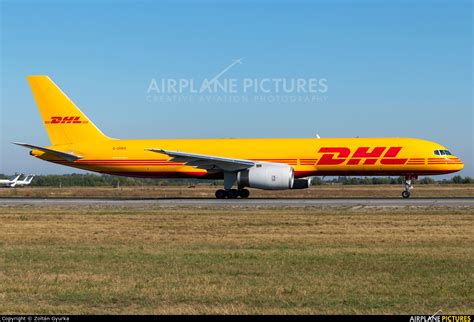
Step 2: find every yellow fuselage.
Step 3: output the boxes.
[33,137,464,179]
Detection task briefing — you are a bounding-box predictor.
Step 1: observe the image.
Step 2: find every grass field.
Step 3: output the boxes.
[1,184,474,199]
[0,203,472,314]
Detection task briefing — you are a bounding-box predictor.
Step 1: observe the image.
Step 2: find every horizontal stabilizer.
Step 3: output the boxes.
[13,142,83,161]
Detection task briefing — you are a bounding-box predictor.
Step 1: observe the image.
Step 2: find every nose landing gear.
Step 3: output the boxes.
[402,175,417,198]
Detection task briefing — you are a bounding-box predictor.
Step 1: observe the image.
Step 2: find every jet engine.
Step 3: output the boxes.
[237,163,294,190]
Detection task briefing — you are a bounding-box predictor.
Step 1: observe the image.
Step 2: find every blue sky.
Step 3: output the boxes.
[1,0,472,176]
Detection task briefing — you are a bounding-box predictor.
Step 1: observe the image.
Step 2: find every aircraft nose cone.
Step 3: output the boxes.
[452,157,464,171]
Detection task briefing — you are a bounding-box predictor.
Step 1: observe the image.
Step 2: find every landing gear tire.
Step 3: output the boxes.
[227,189,239,199]
[239,188,250,198]
[215,189,227,199]
[401,191,411,199]
[402,175,416,199]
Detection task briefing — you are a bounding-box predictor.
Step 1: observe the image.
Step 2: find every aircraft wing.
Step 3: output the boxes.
[146,148,255,172]
[13,142,83,162]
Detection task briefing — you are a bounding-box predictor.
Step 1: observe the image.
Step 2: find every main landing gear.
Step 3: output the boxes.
[215,171,250,199]
[402,175,417,198]
[215,188,250,199]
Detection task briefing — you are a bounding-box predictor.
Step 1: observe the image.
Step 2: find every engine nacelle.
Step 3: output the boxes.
[237,163,294,190]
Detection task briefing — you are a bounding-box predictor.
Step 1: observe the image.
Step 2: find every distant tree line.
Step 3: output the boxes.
[329,175,473,185]
[0,173,219,187]
[0,173,472,187]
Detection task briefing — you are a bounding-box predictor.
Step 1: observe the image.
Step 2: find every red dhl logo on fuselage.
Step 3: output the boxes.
[44,116,88,124]
[317,147,407,165]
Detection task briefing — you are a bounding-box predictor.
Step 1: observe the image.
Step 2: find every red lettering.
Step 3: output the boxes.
[50,116,62,124]
[61,116,75,124]
[47,116,84,125]
[381,147,407,164]
[350,147,386,165]
[317,147,350,165]
[384,147,402,157]
[317,146,408,166]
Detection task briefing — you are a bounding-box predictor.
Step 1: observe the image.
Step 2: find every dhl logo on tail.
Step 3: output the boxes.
[44,116,88,124]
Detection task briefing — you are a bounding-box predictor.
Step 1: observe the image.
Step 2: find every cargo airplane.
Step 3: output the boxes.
[14,76,464,198]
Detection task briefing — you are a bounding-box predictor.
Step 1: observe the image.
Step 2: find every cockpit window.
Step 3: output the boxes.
[434,149,452,156]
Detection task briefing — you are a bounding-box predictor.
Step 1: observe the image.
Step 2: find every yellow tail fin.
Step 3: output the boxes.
[27,76,109,145]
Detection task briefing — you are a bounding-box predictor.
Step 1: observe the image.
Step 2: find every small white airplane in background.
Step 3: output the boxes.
[15,175,35,187]
[0,174,35,188]
[0,174,22,188]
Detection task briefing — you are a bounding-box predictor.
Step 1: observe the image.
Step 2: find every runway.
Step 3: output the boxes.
[1,198,474,206]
